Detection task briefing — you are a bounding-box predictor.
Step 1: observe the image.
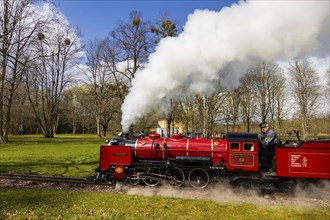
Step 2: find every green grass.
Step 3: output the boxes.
[1,187,329,220]
[0,134,107,177]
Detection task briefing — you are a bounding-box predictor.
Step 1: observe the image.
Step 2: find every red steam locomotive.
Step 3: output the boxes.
[95,132,330,193]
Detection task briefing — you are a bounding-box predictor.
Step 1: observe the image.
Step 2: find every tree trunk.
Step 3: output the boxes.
[166,118,172,137]
[102,123,108,137]
[96,115,101,138]
[72,114,76,135]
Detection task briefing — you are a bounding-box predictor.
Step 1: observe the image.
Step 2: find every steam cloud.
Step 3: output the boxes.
[121,0,330,131]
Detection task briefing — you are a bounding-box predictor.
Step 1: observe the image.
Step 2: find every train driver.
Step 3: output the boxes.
[258,121,282,171]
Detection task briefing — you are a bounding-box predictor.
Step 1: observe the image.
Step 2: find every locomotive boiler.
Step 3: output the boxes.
[95,132,330,192]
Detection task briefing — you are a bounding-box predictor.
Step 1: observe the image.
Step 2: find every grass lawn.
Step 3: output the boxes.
[1,187,329,220]
[0,134,106,177]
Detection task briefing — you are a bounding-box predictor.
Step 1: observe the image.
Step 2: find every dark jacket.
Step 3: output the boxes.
[259,128,281,151]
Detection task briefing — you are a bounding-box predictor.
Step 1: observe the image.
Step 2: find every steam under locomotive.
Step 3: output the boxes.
[94,132,330,193]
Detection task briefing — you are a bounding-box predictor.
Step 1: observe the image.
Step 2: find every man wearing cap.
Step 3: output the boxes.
[258,121,281,171]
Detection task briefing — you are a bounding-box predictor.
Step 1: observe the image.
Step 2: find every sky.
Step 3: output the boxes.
[56,0,238,43]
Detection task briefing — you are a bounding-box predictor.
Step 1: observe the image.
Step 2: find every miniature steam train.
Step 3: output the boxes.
[95,132,330,193]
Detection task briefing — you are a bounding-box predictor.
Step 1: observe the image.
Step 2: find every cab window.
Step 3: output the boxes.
[230,143,240,151]
[243,143,254,151]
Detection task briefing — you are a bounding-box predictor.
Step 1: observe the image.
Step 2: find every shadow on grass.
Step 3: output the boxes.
[1,187,74,205]
[0,187,84,219]
[0,158,99,177]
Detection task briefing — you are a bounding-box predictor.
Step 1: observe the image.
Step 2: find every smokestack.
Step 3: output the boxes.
[121,0,330,131]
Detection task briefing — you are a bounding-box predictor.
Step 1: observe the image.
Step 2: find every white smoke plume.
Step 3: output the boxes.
[121,0,330,131]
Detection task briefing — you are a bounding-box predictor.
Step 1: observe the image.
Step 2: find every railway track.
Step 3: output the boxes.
[0,173,106,185]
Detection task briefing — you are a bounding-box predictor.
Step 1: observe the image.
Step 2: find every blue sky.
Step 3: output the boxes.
[57,0,238,43]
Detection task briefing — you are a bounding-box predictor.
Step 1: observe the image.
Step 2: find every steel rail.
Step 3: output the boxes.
[0,173,106,185]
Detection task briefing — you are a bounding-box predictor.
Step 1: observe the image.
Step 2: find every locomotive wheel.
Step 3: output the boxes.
[104,172,115,184]
[232,178,251,189]
[165,168,185,187]
[188,168,209,189]
[128,175,140,185]
[142,168,160,187]
[143,178,159,186]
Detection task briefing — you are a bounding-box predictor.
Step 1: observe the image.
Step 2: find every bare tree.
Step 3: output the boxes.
[84,39,112,138]
[101,37,127,102]
[84,36,129,137]
[26,16,82,138]
[239,81,257,132]
[110,11,156,86]
[267,70,286,135]
[151,11,178,41]
[242,61,282,123]
[324,68,330,116]
[62,86,83,134]
[177,96,196,133]
[204,90,227,138]
[222,95,232,133]
[288,58,321,138]
[0,0,45,142]
[73,85,98,134]
[98,84,122,137]
[185,82,226,138]
[230,88,243,131]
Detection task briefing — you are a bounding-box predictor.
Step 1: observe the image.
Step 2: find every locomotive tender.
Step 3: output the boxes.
[95,132,330,192]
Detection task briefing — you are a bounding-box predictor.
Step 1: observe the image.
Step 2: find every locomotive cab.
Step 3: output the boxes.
[225,132,259,172]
